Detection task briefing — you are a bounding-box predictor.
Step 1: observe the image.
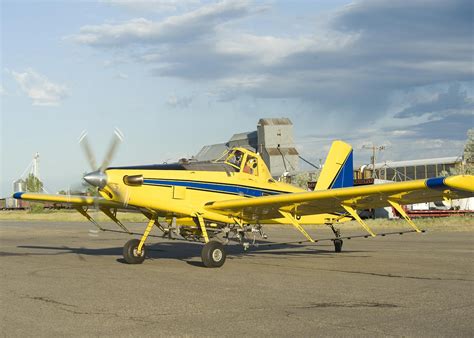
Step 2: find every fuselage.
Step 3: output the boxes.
[100,148,350,225]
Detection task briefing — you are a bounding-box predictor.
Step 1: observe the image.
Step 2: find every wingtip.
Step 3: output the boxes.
[13,192,24,199]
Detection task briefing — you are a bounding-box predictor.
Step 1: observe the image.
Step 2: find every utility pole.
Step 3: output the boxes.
[362,144,385,178]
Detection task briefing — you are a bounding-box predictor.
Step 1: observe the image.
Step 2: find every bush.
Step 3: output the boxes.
[28,203,44,214]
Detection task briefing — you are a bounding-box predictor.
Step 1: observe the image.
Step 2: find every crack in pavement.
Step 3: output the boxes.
[243,261,473,282]
[323,269,474,282]
[21,293,172,324]
[291,301,399,309]
[22,295,78,308]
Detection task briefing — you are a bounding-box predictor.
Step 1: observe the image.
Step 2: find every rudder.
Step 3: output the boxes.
[315,140,353,190]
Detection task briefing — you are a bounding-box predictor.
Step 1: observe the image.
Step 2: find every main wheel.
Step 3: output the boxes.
[201,241,226,268]
[334,239,343,253]
[123,239,146,264]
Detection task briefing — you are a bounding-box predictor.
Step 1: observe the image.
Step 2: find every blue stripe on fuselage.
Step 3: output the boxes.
[143,179,282,197]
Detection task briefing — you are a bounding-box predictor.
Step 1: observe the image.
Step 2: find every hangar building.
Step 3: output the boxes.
[355,156,464,181]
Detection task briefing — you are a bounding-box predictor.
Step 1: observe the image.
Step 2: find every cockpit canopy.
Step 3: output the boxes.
[109,147,271,181]
[214,148,260,176]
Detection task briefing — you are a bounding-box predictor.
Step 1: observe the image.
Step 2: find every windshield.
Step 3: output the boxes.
[214,149,244,170]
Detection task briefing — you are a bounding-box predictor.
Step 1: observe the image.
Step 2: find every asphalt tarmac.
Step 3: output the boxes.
[1,220,473,337]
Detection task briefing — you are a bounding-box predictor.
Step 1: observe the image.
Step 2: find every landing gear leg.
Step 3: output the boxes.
[329,224,343,253]
[123,215,156,264]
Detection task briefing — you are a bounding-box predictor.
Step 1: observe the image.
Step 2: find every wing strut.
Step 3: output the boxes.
[341,204,376,237]
[99,207,131,234]
[387,200,422,233]
[233,217,245,229]
[279,210,315,242]
[74,206,104,231]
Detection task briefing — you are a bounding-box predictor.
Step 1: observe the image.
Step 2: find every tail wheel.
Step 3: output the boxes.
[201,241,226,268]
[334,239,343,253]
[123,239,146,264]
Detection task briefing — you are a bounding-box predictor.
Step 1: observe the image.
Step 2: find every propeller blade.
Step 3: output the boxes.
[99,128,124,172]
[79,131,98,171]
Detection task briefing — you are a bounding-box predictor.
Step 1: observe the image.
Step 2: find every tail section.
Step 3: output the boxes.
[315,140,353,190]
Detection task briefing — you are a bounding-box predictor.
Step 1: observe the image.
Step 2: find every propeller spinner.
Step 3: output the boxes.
[83,170,108,188]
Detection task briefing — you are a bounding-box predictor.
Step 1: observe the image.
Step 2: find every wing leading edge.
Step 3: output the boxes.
[205,175,474,221]
[13,192,123,208]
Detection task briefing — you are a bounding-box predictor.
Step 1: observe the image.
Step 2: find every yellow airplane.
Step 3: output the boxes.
[13,132,474,268]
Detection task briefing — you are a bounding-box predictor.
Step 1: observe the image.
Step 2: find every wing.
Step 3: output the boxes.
[13,192,124,209]
[13,192,140,232]
[205,175,474,221]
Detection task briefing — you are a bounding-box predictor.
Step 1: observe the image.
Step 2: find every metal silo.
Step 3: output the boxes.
[13,179,25,193]
[13,179,25,208]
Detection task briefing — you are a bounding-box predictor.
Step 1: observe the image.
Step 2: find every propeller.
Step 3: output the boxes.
[78,128,125,236]
[100,129,124,172]
[80,128,124,188]
[78,130,97,172]
[79,128,133,209]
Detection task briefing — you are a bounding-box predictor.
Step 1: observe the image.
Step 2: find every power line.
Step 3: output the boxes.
[298,155,320,170]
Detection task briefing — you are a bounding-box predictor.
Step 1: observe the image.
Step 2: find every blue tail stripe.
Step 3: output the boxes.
[331,151,354,189]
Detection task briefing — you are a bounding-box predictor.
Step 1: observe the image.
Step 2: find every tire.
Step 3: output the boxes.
[201,241,226,268]
[123,239,146,264]
[334,239,343,253]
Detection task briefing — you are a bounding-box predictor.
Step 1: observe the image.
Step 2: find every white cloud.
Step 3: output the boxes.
[167,94,193,108]
[70,0,472,108]
[100,0,201,13]
[395,84,474,119]
[116,72,129,79]
[11,69,68,106]
[70,0,258,46]
[70,0,473,140]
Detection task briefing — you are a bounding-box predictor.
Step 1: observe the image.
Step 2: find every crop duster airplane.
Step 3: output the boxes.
[14,130,474,268]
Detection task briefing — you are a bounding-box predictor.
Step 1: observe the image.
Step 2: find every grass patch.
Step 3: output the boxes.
[355,216,473,232]
[0,210,472,231]
[0,209,148,222]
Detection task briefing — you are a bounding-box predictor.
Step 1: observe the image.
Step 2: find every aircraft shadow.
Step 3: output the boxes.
[16,241,370,267]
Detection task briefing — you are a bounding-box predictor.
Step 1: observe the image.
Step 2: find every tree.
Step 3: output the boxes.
[463,128,474,174]
[25,173,43,192]
[448,129,473,175]
[24,174,44,213]
[292,171,321,190]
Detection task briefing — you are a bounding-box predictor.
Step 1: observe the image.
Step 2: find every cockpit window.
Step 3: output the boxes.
[227,150,244,168]
[214,149,242,169]
[214,149,259,175]
[243,156,259,176]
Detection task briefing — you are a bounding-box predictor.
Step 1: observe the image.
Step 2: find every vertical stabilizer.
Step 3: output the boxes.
[315,141,353,190]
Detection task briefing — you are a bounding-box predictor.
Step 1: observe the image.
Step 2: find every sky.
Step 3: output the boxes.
[1,0,473,196]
